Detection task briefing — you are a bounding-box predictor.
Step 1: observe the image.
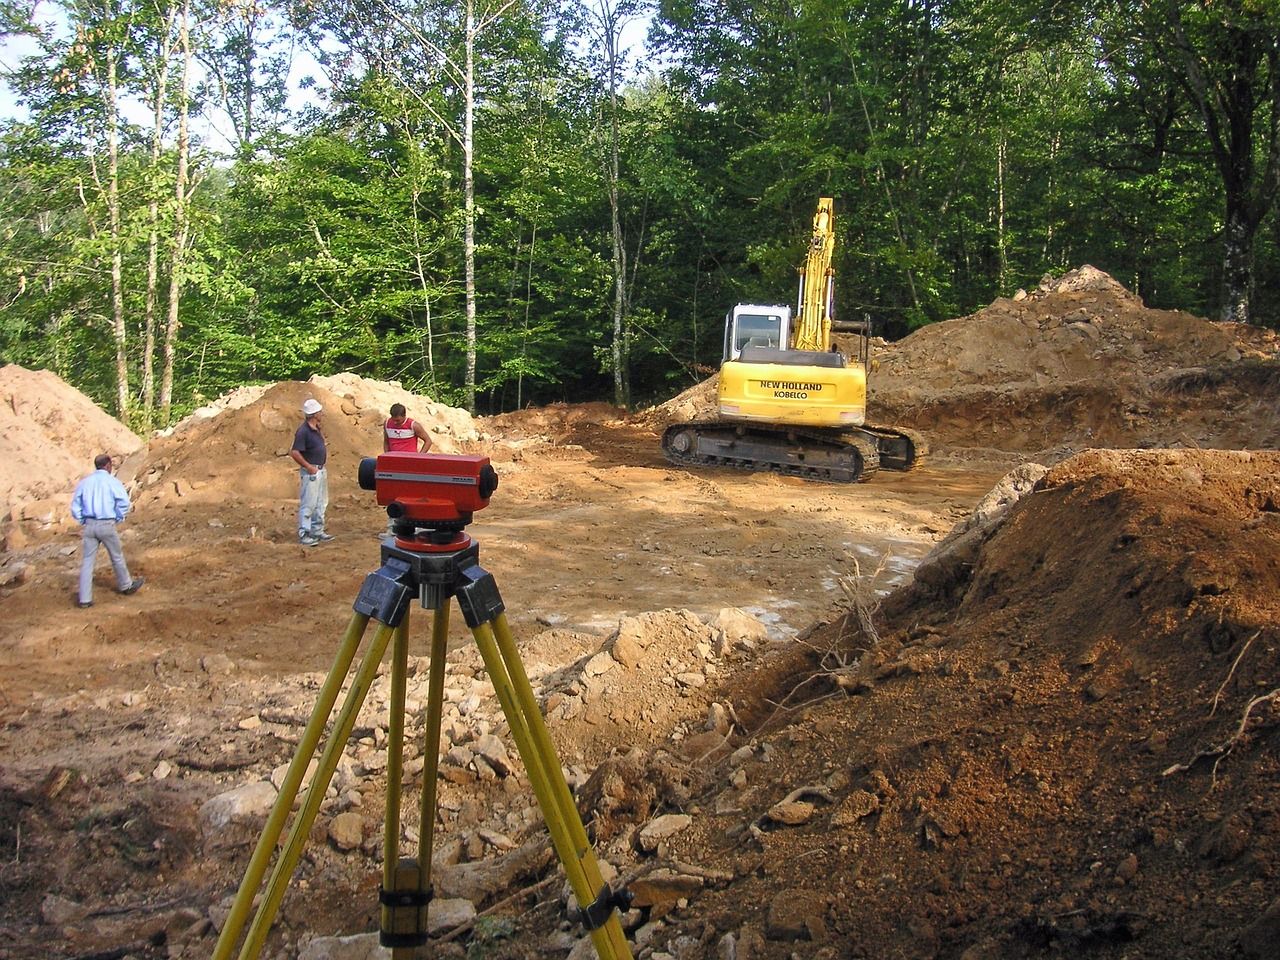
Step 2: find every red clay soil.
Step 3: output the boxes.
[637,449,1280,959]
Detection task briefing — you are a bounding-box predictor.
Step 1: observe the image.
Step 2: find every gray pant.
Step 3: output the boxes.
[297,467,329,539]
[79,519,132,603]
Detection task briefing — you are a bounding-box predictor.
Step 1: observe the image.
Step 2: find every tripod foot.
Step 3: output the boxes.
[380,857,431,949]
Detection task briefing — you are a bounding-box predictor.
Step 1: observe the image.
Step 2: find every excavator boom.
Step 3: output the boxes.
[792,197,836,352]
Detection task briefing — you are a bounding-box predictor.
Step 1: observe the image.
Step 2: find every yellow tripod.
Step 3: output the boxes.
[212,533,633,960]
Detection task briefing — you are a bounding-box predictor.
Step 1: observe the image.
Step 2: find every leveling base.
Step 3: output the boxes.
[212,536,632,959]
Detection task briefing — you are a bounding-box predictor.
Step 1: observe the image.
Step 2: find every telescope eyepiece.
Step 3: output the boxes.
[358,456,378,491]
[479,464,498,499]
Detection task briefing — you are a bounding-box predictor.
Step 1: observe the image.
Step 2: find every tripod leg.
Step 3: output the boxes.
[415,605,451,905]
[383,612,410,883]
[380,609,433,958]
[212,612,372,960]
[379,606,450,956]
[471,617,632,960]
[237,621,398,960]
[491,613,632,960]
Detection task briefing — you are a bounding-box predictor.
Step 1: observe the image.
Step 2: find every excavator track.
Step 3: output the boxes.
[859,424,929,472]
[662,421,882,484]
[662,421,926,484]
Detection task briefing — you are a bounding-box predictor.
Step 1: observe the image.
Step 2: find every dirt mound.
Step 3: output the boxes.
[309,373,481,444]
[635,266,1280,463]
[635,375,720,429]
[870,267,1280,457]
[0,364,142,521]
[874,265,1270,395]
[122,376,483,507]
[632,448,1280,959]
[480,401,627,443]
[159,383,273,435]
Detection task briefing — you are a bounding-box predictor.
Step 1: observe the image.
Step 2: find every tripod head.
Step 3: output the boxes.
[358,452,499,548]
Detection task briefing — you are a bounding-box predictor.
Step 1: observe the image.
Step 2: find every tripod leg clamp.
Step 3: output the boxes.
[567,884,633,932]
[354,556,414,627]
[379,858,433,948]
[455,562,505,627]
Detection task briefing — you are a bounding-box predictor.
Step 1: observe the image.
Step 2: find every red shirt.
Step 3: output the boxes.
[385,417,419,452]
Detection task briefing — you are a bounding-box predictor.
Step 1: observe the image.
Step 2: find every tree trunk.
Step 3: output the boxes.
[608,84,627,408]
[519,223,537,410]
[996,134,1008,293]
[143,5,176,432]
[463,0,477,413]
[1160,5,1278,324]
[106,45,128,420]
[594,0,629,408]
[238,9,255,148]
[160,0,193,424]
[411,184,436,391]
[1221,201,1254,323]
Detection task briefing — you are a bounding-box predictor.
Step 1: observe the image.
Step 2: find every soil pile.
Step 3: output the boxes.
[870,266,1280,457]
[480,401,627,443]
[0,364,142,516]
[123,376,483,507]
[637,266,1280,463]
[636,375,720,428]
[612,448,1280,959]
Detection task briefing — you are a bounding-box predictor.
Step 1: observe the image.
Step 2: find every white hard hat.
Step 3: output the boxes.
[302,398,322,416]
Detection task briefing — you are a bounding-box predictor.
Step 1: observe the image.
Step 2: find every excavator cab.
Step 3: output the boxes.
[723,304,792,360]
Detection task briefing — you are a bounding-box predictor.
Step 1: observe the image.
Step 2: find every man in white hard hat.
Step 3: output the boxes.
[289,398,333,546]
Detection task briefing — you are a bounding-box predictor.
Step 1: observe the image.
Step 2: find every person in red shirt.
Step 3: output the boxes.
[383,403,433,453]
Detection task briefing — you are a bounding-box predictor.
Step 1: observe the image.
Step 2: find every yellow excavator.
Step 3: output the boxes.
[661,197,924,483]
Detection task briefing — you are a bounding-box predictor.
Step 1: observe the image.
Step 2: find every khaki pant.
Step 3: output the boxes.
[297,467,329,540]
[79,519,133,603]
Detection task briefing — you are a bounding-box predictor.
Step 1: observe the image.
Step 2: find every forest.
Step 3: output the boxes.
[0,0,1277,427]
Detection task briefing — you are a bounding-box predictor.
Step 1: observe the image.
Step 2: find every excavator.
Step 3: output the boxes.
[661,197,924,483]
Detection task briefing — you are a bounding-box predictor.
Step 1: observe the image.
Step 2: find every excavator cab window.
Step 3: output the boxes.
[725,307,789,361]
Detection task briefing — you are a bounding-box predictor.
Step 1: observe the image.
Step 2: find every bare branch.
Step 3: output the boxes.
[1162,687,1280,782]
[375,0,466,90]
[475,0,519,33]
[1210,630,1260,717]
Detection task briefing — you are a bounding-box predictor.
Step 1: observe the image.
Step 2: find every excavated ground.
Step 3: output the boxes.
[0,268,1278,960]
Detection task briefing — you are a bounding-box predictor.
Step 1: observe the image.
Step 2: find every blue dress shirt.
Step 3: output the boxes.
[70,469,132,523]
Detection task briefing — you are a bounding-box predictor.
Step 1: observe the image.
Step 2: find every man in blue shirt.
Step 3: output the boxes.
[289,398,334,546]
[69,454,144,608]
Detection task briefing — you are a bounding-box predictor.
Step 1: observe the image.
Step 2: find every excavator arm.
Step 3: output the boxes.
[791,197,836,353]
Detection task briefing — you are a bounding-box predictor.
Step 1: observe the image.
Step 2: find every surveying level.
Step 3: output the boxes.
[213,453,633,960]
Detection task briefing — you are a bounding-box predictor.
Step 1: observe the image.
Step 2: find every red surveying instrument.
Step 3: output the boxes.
[212,453,632,959]
[358,452,499,547]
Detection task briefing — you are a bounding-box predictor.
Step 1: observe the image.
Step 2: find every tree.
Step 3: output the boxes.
[199,0,294,154]
[576,0,644,407]
[158,0,196,424]
[1102,0,1280,322]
